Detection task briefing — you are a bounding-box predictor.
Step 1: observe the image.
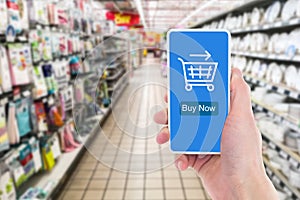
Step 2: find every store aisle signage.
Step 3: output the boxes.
[106,12,140,26]
[168,29,230,153]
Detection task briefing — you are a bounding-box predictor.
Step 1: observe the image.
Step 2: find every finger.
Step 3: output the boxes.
[193,155,214,174]
[175,155,189,170]
[156,127,169,144]
[229,68,252,118]
[153,108,168,124]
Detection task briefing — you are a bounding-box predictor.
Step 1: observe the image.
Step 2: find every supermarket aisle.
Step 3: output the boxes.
[58,57,211,200]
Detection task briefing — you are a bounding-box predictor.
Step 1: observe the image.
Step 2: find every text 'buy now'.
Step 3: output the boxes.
[180,102,219,116]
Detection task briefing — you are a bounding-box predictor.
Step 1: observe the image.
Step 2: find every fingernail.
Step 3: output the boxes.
[177,161,183,170]
[198,155,205,159]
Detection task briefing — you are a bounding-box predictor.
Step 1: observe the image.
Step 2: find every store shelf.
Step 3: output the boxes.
[262,132,300,170]
[110,75,129,103]
[106,69,125,81]
[108,72,128,92]
[244,74,300,100]
[231,18,300,34]
[106,62,122,69]
[105,49,126,54]
[192,0,267,28]
[264,156,300,199]
[18,108,110,199]
[251,98,300,134]
[232,51,300,63]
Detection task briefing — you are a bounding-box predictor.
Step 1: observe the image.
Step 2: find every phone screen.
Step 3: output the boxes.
[168,29,230,154]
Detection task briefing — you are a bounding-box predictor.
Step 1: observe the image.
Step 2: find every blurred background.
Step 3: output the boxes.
[0,0,300,200]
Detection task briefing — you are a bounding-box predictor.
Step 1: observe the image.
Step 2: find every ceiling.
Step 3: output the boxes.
[98,0,249,30]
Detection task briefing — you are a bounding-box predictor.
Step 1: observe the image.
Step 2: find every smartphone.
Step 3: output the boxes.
[167,29,230,154]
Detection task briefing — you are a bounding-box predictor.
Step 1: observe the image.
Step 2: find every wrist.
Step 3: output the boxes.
[233,171,278,200]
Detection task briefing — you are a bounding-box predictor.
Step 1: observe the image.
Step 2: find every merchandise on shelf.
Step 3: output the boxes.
[0,0,8,34]
[28,137,42,173]
[34,101,48,132]
[6,0,22,34]
[32,66,48,99]
[52,61,69,90]
[40,138,55,171]
[27,0,48,25]
[0,162,16,200]
[59,86,73,111]
[8,44,32,86]
[0,105,9,152]
[7,102,20,145]
[0,45,12,93]
[5,150,26,188]
[42,64,57,95]
[69,55,81,75]
[15,97,31,137]
[49,133,61,159]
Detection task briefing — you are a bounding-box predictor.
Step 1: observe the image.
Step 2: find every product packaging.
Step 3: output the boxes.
[0,0,8,34]
[8,44,31,86]
[0,162,16,200]
[7,102,20,145]
[28,137,42,172]
[0,105,9,152]
[32,65,48,99]
[0,45,12,92]
[34,102,48,132]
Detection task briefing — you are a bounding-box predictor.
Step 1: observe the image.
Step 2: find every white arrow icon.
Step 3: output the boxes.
[189,50,211,61]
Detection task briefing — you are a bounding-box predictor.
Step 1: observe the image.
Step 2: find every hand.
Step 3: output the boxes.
[154,68,278,200]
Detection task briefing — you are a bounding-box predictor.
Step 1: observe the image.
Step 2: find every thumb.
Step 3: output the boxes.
[229,68,253,118]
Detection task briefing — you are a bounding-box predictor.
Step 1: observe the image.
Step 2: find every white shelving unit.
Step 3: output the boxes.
[192,0,300,198]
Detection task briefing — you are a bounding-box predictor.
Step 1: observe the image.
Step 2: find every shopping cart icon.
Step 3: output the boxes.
[178,57,218,92]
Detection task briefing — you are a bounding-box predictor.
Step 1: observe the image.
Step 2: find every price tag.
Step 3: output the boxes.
[274,115,282,122]
[257,106,263,111]
[274,21,282,27]
[22,90,31,97]
[278,54,286,60]
[259,81,265,87]
[268,112,275,118]
[268,54,276,59]
[289,158,299,168]
[289,18,298,25]
[266,84,272,90]
[279,150,288,159]
[272,176,280,185]
[277,87,285,94]
[282,120,289,126]
[290,91,299,99]
[283,187,292,196]
[263,24,270,29]
[0,98,8,105]
[269,142,276,149]
[48,96,54,105]
[288,122,299,131]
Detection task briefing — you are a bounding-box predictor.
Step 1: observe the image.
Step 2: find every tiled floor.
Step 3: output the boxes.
[58,56,211,200]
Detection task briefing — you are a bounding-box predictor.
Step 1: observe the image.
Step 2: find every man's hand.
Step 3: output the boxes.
[154,68,278,200]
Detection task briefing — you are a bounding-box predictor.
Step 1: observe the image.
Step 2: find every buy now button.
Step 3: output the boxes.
[180,102,219,116]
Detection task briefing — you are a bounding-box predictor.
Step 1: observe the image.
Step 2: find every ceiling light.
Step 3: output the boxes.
[177,0,216,26]
[134,0,148,29]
